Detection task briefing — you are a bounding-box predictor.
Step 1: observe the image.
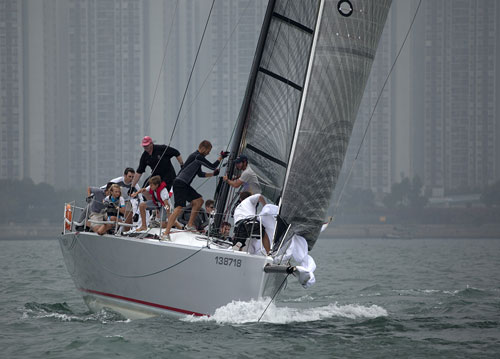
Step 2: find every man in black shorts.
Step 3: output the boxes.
[131,136,184,191]
[163,140,227,240]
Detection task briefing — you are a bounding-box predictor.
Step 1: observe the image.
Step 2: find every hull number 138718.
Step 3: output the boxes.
[215,256,242,267]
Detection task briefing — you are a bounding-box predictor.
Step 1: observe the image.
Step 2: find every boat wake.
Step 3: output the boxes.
[21,302,130,323]
[183,299,388,324]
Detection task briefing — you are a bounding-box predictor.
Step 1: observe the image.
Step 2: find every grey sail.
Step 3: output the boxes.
[279,0,392,250]
[221,0,391,250]
[228,0,322,204]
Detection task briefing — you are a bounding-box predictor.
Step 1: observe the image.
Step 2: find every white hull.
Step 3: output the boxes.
[59,230,287,318]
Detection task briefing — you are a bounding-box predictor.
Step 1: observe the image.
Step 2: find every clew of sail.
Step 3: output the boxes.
[279,0,392,250]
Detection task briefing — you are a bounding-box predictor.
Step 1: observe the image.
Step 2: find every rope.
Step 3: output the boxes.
[76,235,206,278]
[257,272,291,322]
[332,0,423,211]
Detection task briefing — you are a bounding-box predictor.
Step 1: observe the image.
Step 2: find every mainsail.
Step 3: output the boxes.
[219,0,392,250]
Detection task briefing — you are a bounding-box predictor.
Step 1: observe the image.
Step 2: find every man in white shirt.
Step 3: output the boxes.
[104,167,141,225]
[232,191,270,253]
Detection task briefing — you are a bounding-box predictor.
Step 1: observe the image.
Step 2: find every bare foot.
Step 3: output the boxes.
[136,226,148,231]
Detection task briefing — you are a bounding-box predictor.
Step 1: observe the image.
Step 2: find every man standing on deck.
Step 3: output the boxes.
[223,155,261,194]
[163,140,227,240]
[131,136,184,190]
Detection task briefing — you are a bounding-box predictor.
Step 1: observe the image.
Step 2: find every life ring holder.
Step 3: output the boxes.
[64,203,73,231]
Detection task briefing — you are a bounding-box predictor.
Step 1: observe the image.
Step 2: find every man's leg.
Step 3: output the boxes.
[187,197,204,229]
[262,231,270,254]
[137,202,148,231]
[122,202,133,224]
[164,206,184,235]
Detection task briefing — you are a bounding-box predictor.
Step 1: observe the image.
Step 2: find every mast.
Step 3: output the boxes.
[274,0,326,244]
[214,0,277,229]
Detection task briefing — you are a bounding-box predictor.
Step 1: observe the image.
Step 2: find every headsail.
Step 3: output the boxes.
[218,0,392,251]
[279,0,392,250]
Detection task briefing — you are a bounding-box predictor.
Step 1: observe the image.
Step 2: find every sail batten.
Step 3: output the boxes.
[258,67,303,91]
[272,12,314,34]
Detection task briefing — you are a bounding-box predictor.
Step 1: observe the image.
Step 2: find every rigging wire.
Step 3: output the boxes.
[146,0,179,126]
[257,272,291,322]
[75,234,207,278]
[167,0,216,145]
[180,0,254,149]
[146,0,216,185]
[332,0,423,212]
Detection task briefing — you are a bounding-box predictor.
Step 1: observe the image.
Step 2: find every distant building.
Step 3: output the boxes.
[412,0,499,195]
[348,18,393,195]
[1,0,147,189]
[0,0,24,180]
[160,1,213,159]
[209,2,266,153]
[59,0,146,188]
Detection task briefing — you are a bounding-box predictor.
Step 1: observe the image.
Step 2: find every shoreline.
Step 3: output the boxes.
[320,223,500,239]
[1,223,500,239]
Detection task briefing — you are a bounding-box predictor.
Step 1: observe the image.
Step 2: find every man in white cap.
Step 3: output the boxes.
[131,136,184,191]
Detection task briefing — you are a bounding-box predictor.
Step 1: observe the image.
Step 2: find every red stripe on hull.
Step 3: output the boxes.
[80,288,207,317]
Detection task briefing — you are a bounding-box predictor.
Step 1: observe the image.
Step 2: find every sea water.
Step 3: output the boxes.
[1,238,499,358]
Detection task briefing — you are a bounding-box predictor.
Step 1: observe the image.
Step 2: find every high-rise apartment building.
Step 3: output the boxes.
[209,1,266,152]
[412,0,499,194]
[2,0,147,189]
[59,0,145,188]
[161,1,213,159]
[0,0,24,180]
[348,20,393,195]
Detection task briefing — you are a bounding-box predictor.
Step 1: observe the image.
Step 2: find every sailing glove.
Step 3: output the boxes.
[213,168,220,176]
[220,151,230,159]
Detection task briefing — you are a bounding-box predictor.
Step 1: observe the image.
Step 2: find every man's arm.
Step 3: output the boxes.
[258,195,266,207]
[196,154,222,177]
[131,172,142,188]
[223,176,243,188]
[176,155,184,167]
[197,154,222,171]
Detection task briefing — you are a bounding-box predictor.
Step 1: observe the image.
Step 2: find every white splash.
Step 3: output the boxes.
[21,307,130,323]
[183,299,387,324]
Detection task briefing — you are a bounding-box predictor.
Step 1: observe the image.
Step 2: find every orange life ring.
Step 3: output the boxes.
[65,204,72,230]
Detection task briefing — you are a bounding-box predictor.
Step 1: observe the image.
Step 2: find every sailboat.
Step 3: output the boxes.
[59,0,392,318]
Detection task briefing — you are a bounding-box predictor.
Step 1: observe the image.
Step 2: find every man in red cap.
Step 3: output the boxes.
[131,136,184,191]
